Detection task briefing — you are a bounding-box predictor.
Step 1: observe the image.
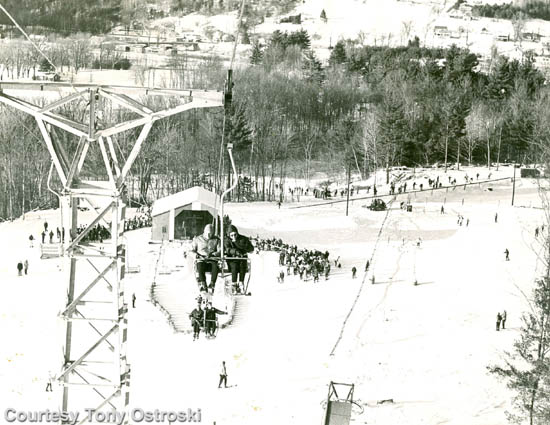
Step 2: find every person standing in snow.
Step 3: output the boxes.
[45,371,55,392]
[17,261,23,276]
[24,260,28,275]
[504,248,510,261]
[495,212,498,223]
[29,234,34,248]
[218,361,228,388]
[496,312,502,331]
[351,266,357,279]
[501,310,507,329]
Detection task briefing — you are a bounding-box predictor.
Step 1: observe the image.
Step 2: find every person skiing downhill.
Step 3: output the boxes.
[218,361,228,388]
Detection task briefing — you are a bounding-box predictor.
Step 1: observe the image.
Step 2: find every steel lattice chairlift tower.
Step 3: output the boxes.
[0,80,224,423]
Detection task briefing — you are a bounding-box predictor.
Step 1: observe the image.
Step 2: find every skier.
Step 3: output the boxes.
[132,293,136,308]
[535,227,539,237]
[218,361,228,388]
[495,212,498,223]
[365,260,370,272]
[351,266,357,279]
[192,224,220,293]
[225,225,254,294]
[504,248,510,261]
[204,302,227,337]
[24,260,28,275]
[44,221,48,232]
[41,231,46,244]
[17,261,23,276]
[441,205,444,214]
[49,230,54,244]
[324,262,330,280]
[496,312,502,331]
[189,302,204,341]
[45,371,54,392]
[29,234,34,248]
[501,310,507,329]
[312,267,320,283]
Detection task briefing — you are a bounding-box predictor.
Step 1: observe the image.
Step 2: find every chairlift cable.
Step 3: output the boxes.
[0,3,88,102]
[230,0,247,71]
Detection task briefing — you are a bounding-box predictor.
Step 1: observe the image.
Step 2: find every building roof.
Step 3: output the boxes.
[151,186,221,217]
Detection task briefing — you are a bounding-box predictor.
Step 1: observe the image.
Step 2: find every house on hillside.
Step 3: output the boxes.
[533,54,550,71]
[522,32,542,42]
[151,186,220,241]
[434,26,450,37]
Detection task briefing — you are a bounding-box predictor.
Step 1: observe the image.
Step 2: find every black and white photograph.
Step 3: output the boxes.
[1,0,550,424]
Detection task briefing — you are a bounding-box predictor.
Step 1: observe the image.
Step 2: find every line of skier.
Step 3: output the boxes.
[251,236,334,283]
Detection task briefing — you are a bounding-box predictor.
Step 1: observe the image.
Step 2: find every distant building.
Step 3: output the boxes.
[115,44,130,52]
[151,186,220,241]
[496,34,510,42]
[522,32,541,42]
[434,26,450,37]
[130,44,147,53]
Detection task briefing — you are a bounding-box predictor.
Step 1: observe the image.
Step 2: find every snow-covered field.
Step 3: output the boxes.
[0,165,547,424]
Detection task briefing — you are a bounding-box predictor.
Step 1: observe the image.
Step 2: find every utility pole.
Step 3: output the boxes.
[512,163,517,206]
[345,160,351,216]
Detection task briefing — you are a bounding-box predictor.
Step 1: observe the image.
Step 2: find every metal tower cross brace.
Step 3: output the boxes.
[0,82,223,423]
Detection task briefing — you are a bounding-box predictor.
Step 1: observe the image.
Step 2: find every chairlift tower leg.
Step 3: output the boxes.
[0,83,223,422]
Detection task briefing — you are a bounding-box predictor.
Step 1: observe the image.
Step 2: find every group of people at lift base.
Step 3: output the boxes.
[252,236,336,283]
[188,223,254,340]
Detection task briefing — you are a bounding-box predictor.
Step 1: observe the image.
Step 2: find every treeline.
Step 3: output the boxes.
[2,29,550,219]
[0,0,122,35]
[472,0,550,21]
[170,0,298,17]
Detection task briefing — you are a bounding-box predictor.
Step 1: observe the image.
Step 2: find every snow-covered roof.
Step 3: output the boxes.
[151,186,220,217]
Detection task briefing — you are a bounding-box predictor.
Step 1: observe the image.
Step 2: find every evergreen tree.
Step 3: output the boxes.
[288,29,311,49]
[270,30,287,49]
[250,41,263,65]
[329,41,347,66]
[302,49,324,84]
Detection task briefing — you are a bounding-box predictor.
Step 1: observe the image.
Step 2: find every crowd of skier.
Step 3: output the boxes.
[124,211,152,232]
[251,236,336,283]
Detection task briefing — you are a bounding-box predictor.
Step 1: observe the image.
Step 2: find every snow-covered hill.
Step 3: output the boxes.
[0,165,547,424]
